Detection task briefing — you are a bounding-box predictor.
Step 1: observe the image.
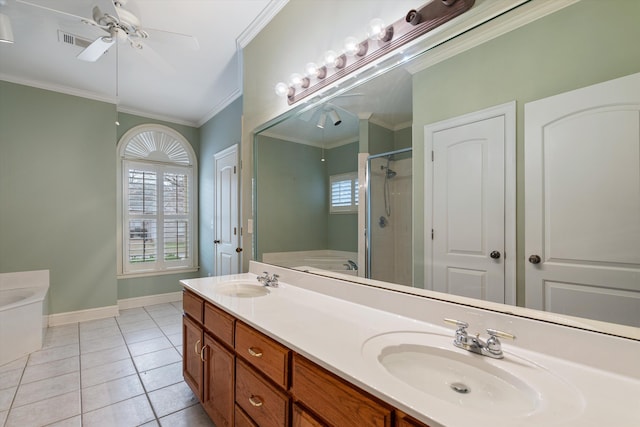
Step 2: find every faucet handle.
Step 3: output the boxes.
[486,328,515,340]
[444,318,469,330]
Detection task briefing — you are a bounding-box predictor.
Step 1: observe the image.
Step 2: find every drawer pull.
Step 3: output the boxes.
[249,395,263,407]
[200,344,207,362]
[248,347,263,358]
[194,339,201,356]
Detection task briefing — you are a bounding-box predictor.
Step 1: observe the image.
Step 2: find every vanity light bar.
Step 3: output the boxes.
[275,0,475,105]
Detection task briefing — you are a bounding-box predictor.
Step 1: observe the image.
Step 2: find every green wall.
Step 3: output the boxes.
[0,82,203,313]
[0,82,117,313]
[326,141,359,252]
[255,135,328,257]
[412,0,640,304]
[199,97,243,277]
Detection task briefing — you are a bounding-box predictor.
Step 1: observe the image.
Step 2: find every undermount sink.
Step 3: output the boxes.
[214,281,270,298]
[361,331,584,423]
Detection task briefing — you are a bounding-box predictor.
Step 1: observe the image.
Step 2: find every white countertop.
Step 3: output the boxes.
[181,271,640,427]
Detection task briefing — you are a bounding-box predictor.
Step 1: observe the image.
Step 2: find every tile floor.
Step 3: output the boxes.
[0,302,216,427]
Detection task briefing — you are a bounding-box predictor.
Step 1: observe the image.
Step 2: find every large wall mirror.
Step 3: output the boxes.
[253,0,640,339]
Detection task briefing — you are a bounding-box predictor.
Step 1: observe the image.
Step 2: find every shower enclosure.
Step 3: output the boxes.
[366,148,412,285]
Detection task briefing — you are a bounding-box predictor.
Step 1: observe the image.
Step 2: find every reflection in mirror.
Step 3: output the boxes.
[254,0,640,337]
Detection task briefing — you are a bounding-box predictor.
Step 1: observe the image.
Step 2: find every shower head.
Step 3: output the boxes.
[381,164,397,178]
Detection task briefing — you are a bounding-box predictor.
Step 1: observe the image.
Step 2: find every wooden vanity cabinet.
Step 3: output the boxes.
[182,290,204,398]
[395,411,431,427]
[292,404,326,427]
[291,353,393,427]
[202,333,234,427]
[182,290,236,427]
[183,288,433,427]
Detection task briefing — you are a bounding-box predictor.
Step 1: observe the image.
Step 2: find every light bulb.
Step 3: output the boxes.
[324,50,345,69]
[289,73,309,89]
[275,82,292,97]
[368,18,393,42]
[305,62,318,77]
[368,18,385,40]
[344,36,360,56]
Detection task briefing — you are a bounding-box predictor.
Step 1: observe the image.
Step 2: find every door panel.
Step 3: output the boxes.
[430,114,506,303]
[524,72,640,326]
[215,145,239,275]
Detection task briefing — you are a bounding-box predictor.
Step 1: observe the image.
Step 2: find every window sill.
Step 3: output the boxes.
[117,267,200,280]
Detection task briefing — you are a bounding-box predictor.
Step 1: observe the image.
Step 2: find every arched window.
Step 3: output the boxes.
[117,125,198,276]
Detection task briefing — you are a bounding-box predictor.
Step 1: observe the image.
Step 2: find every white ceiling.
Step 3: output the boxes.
[0,0,287,126]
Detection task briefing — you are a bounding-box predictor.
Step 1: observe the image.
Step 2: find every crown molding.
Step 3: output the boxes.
[0,74,114,104]
[236,0,289,49]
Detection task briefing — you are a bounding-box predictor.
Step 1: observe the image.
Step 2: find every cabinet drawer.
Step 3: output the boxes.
[292,403,327,427]
[183,290,203,323]
[395,410,432,427]
[235,322,290,388]
[291,354,392,427]
[236,360,289,427]
[204,302,234,347]
[235,404,258,427]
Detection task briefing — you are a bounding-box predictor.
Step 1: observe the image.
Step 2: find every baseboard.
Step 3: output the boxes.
[48,305,120,327]
[118,291,183,310]
[47,292,183,327]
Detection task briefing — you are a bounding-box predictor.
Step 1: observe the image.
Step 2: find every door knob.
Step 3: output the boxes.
[235,247,243,253]
[214,240,220,244]
[490,251,501,259]
[529,254,541,264]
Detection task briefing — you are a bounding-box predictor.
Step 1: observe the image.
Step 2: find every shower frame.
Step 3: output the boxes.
[365,147,412,280]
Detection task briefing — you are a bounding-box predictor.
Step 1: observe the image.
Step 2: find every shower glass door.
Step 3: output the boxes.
[366,148,412,285]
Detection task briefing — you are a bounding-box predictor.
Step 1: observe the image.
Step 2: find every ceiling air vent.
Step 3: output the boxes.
[57,30,91,49]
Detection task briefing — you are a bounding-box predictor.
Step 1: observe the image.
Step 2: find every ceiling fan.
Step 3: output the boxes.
[17,0,199,66]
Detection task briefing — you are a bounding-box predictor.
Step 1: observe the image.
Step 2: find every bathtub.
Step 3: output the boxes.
[262,250,359,276]
[0,270,49,366]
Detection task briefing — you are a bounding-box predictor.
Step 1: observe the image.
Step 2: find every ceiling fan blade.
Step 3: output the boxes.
[144,27,200,51]
[77,36,115,62]
[16,0,98,24]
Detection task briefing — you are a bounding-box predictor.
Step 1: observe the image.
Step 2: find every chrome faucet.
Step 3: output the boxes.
[257,271,279,287]
[444,318,515,359]
[344,259,358,271]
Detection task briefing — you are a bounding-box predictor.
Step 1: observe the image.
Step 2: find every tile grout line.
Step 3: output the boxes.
[115,310,162,427]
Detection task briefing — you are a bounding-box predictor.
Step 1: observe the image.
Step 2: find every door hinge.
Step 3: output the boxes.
[431,229,434,240]
[431,151,434,162]
[240,227,243,236]
[233,227,237,236]
[234,165,236,174]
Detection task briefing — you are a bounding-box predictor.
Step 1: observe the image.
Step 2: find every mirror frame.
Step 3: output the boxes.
[251,0,640,342]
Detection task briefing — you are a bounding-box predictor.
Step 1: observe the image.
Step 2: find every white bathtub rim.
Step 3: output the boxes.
[0,286,49,313]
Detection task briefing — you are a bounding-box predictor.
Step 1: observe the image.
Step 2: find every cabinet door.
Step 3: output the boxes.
[182,315,203,398]
[292,404,327,427]
[202,334,234,427]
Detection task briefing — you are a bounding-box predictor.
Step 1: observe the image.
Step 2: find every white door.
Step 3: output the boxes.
[525,73,640,326]
[214,145,240,276]
[425,102,515,303]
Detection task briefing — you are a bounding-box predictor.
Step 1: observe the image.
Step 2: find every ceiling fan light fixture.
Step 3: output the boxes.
[0,13,14,44]
[328,109,342,126]
[316,112,327,129]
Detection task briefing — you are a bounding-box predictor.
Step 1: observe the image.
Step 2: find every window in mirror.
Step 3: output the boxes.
[330,173,358,214]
